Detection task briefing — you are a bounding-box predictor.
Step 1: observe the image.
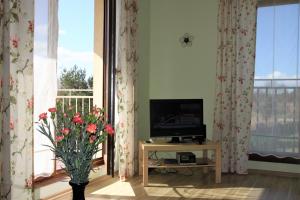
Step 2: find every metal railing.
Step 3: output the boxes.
[56,89,93,114]
[250,79,300,155]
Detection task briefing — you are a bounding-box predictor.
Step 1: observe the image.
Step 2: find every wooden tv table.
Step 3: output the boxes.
[139,140,221,186]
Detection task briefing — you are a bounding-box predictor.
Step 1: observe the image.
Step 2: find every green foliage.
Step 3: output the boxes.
[60,65,93,89]
[36,104,113,184]
[88,76,93,89]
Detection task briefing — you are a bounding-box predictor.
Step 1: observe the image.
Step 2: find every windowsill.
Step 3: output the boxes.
[248,160,300,174]
[34,157,105,188]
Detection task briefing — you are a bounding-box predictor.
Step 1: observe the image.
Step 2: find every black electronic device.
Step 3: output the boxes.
[164,159,178,165]
[150,99,206,143]
[176,152,196,165]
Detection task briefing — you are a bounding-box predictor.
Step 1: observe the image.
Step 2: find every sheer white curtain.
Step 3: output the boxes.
[250,2,300,158]
[34,0,58,177]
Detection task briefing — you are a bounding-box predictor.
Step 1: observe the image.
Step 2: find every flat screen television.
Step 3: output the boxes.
[150,99,206,143]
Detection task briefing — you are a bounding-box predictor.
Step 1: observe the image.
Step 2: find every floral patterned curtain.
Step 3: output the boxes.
[115,0,138,181]
[213,0,257,174]
[0,0,34,199]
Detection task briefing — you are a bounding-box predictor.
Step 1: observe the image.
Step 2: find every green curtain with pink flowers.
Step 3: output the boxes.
[115,0,139,181]
[213,0,257,174]
[0,0,34,199]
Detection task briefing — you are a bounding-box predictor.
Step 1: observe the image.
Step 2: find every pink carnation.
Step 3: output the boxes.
[61,128,70,136]
[48,107,57,113]
[39,112,47,120]
[56,135,64,142]
[104,124,114,135]
[72,113,84,124]
[86,124,97,134]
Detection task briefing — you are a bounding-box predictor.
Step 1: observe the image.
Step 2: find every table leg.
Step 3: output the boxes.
[143,149,148,186]
[139,142,142,176]
[215,145,221,183]
[203,150,208,173]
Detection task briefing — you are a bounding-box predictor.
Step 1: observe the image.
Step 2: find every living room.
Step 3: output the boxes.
[1,0,300,199]
[138,0,300,175]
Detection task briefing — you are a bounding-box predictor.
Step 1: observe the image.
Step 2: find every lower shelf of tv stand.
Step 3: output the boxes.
[148,158,215,168]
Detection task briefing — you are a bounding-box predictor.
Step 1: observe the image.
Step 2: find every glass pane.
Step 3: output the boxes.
[255,6,274,79]
[58,0,94,81]
[252,4,300,157]
[274,4,299,79]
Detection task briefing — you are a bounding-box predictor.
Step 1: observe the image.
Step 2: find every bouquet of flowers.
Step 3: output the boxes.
[37,105,114,185]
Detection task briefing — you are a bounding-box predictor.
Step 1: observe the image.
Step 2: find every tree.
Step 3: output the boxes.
[59,65,93,89]
[87,76,93,89]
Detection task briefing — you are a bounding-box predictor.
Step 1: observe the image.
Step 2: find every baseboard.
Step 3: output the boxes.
[248,169,300,178]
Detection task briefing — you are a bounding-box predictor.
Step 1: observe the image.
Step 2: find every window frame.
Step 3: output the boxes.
[249,1,300,164]
[103,0,116,177]
[33,0,110,187]
[258,0,300,7]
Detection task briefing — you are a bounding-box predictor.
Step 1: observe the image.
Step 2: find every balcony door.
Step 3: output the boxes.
[34,0,106,182]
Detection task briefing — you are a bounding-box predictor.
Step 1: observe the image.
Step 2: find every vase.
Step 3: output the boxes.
[69,181,89,200]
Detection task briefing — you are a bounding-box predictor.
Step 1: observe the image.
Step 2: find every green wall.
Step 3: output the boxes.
[138,0,218,140]
[137,0,300,173]
[137,0,150,140]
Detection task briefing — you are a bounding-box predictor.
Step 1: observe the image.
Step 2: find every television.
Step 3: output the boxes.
[150,99,206,143]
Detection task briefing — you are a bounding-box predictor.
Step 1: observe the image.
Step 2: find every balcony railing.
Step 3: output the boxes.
[250,79,300,156]
[57,89,93,114]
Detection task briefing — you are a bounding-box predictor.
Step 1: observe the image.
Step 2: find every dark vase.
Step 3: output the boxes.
[69,181,89,200]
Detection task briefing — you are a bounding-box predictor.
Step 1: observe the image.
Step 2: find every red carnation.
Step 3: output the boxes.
[86,124,97,134]
[72,115,84,124]
[39,112,47,121]
[48,107,57,113]
[61,128,70,136]
[55,135,64,142]
[104,124,114,135]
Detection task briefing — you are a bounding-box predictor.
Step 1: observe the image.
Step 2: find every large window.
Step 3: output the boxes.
[34,0,105,183]
[250,2,300,160]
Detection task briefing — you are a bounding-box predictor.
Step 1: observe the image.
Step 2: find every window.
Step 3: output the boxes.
[34,0,105,183]
[250,2,300,161]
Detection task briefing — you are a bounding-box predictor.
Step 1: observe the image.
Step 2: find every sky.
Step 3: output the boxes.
[34,0,94,79]
[255,3,300,81]
[57,0,94,78]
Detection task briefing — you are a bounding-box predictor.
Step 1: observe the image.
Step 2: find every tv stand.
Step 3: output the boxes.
[139,140,221,186]
[168,136,205,144]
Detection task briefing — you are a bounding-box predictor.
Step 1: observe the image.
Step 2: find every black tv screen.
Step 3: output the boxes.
[150,99,206,138]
